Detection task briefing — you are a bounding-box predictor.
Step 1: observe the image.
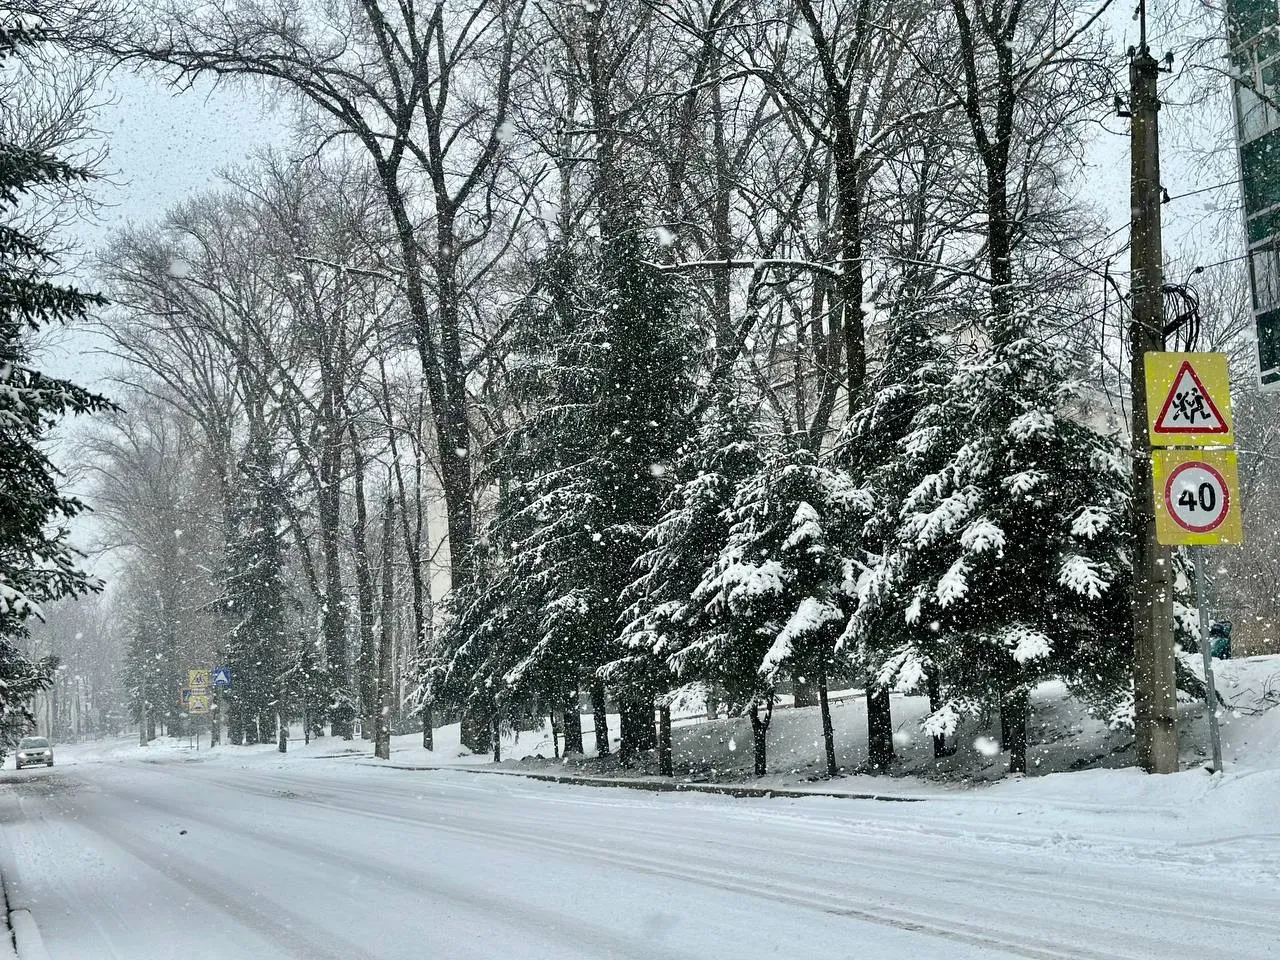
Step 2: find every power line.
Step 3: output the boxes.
[1162,178,1244,205]
[1187,251,1251,276]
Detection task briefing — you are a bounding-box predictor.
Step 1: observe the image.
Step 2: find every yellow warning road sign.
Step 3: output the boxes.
[1145,352,1234,447]
[188,669,210,691]
[187,693,211,715]
[1153,449,1244,546]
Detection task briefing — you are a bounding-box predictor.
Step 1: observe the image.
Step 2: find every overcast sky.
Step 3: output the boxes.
[43,8,1238,387]
[42,68,288,388]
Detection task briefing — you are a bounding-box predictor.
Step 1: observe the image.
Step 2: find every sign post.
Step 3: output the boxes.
[186,669,212,748]
[1146,351,1241,773]
[1192,549,1224,774]
[209,666,231,747]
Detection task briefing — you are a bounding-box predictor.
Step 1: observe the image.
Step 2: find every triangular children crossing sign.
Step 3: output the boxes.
[1145,352,1234,447]
[1154,362,1228,434]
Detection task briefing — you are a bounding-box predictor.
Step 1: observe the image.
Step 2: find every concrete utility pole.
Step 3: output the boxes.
[1128,12,1179,775]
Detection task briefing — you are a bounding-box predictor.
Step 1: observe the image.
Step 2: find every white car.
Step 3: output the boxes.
[15,737,53,769]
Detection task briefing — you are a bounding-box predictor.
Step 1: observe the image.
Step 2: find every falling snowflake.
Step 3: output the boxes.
[973,735,1001,757]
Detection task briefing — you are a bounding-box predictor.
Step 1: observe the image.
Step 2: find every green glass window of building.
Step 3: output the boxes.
[1229,0,1280,386]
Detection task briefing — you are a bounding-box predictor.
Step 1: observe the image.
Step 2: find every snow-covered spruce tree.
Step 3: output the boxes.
[617,393,767,775]
[123,625,163,742]
[0,22,110,747]
[437,242,589,756]
[222,429,286,746]
[687,439,870,776]
[481,226,697,763]
[438,520,549,758]
[850,297,1132,774]
[291,630,329,743]
[836,294,965,764]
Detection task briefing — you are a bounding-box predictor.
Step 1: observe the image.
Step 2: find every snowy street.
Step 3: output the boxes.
[0,744,1276,959]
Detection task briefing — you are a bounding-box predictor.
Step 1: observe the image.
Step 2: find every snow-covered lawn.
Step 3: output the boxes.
[309,652,1277,786]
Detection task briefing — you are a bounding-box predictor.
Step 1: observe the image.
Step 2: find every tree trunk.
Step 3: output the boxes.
[378,364,434,755]
[865,680,895,773]
[429,228,477,594]
[228,701,243,745]
[749,700,772,776]
[460,709,491,754]
[619,698,638,766]
[658,704,673,777]
[491,715,501,763]
[349,424,378,743]
[819,676,837,776]
[1003,687,1030,775]
[317,396,350,738]
[379,164,476,600]
[619,694,656,765]
[792,676,820,708]
[926,670,951,758]
[590,680,610,758]
[563,689,584,755]
[277,713,287,753]
[705,687,719,721]
[550,713,561,759]
[376,495,395,762]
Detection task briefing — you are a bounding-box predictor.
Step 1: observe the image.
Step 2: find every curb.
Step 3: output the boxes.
[351,760,929,802]
[6,912,46,960]
[0,863,47,960]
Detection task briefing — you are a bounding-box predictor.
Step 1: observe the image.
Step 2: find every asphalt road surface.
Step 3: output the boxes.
[0,745,1276,959]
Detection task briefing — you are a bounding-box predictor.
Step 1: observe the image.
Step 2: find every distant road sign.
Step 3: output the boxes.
[180,688,192,705]
[188,669,210,691]
[1154,449,1244,546]
[1145,352,1234,446]
[187,693,210,715]
[212,666,232,688]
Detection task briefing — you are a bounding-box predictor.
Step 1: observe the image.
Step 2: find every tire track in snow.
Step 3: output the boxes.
[137,762,1271,960]
[173,763,1280,943]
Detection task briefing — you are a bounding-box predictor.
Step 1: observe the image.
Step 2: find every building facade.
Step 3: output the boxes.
[1230,0,1280,387]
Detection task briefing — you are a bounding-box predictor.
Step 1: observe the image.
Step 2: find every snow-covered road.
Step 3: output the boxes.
[0,747,1276,959]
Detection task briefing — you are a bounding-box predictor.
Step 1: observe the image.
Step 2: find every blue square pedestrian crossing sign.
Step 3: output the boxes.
[212,666,232,688]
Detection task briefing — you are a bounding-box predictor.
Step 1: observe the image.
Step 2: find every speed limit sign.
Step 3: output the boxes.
[1153,449,1243,545]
